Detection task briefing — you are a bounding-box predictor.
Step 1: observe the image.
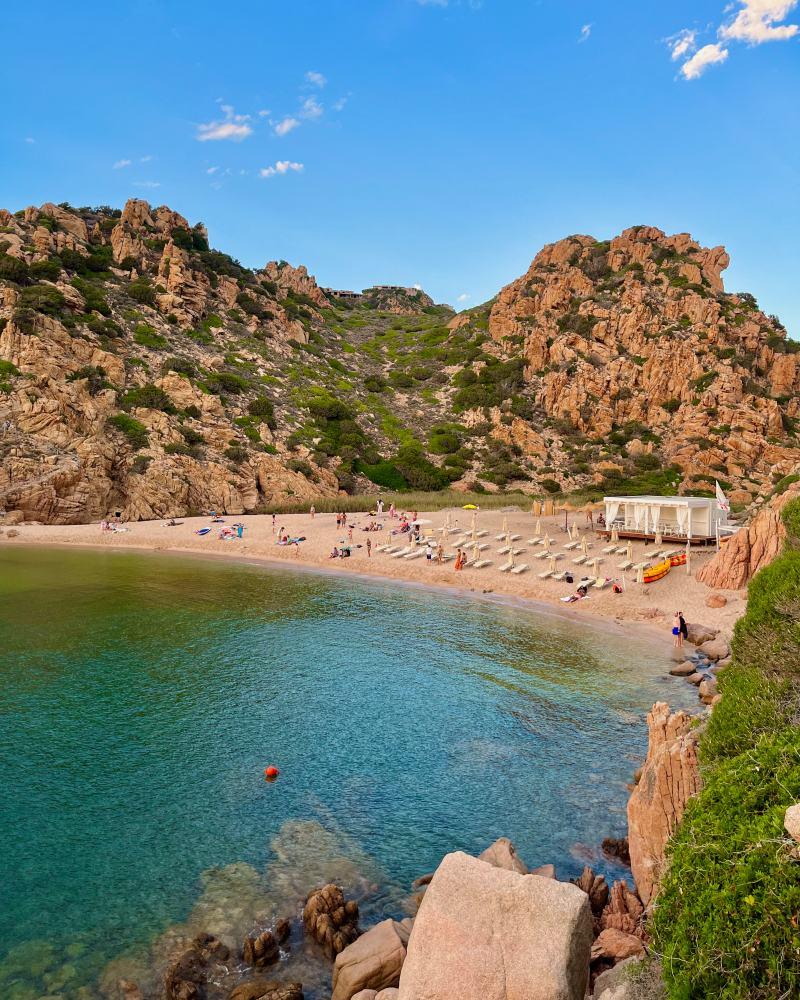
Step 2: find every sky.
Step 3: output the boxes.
[2,1,799,333]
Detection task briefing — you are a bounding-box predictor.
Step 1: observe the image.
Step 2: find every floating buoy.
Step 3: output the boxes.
[264,765,280,780]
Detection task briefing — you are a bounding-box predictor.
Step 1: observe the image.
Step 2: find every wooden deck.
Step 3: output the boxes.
[597,529,716,547]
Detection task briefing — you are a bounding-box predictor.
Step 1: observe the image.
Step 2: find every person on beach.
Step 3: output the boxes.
[426,541,434,562]
[436,542,444,565]
[348,526,354,543]
[672,612,682,647]
[377,497,384,515]
[389,503,396,518]
[679,612,688,644]
[272,514,276,535]
[454,548,464,571]
[366,538,372,558]
[310,505,315,519]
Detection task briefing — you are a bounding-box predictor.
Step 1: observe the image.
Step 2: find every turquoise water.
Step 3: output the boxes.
[0,547,693,998]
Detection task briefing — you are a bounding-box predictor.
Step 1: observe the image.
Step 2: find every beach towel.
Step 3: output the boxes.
[195,527,211,536]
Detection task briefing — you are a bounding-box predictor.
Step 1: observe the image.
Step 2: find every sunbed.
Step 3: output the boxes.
[510,564,529,575]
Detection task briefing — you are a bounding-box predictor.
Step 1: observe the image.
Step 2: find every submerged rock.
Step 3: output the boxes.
[302,884,360,958]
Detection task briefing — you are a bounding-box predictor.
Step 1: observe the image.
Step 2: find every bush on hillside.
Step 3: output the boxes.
[108,413,149,449]
[653,499,800,999]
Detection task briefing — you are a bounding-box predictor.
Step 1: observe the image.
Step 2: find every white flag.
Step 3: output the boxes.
[715,481,730,513]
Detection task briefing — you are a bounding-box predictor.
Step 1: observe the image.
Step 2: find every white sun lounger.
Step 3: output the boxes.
[510,547,526,556]
[593,577,612,589]
[383,546,400,554]
[472,559,493,569]
[552,570,568,582]
[404,549,425,560]
[499,562,513,573]
[614,545,628,554]
[447,527,461,535]
[602,544,617,554]
[533,550,549,560]
[572,555,587,565]
[511,564,529,575]
[509,533,521,541]
[617,559,633,571]
[376,544,392,552]
[527,536,541,545]
[391,547,411,558]
[497,545,510,555]
[538,568,553,579]
[564,541,579,550]
[495,532,507,541]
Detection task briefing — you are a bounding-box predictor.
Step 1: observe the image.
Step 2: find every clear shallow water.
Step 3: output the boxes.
[0,546,694,998]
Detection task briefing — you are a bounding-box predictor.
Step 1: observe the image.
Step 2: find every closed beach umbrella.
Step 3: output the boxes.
[549,555,558,573]
[636,564,644,585]
[535,518,542,536]
[654,530,662,547]
[626,540,633,561]
[544,536,552,554]
[611,525,619,543]
[509,547,516,570]
[471,510,477,532]
[501,516,508,535]
[685,540,691,575]
[581,536,589,556]
[571,523,579,541]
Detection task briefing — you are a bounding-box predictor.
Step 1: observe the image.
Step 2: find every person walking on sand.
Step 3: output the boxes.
[310,505,315,519]
[272,513,276,536]
[389,502,396,519]
[436,542,444,565]
[366,537,372,558]
[377,497,384,516]
[672,612,682,648]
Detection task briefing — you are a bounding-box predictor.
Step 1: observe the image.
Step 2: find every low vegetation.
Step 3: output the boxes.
[653,497,800,999]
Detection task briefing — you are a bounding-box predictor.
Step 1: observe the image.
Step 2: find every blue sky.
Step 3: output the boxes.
[2,1,799,333]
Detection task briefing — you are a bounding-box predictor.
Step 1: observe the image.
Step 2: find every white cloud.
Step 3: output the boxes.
[113,158,132,169]
[305,70,327,88]
[720,0,799,43]
[206,166,219,174]
[681,42,729,78]
[197,104,253,142]
[457,293,470,302]
[258,109,271,117]
[273,116,300,137]
[259,160,304,178]
[579,24,592,43]
[333,96,348,111]
[301,95,324,120]
[140,154,153,163]
[668,29,697,60]
[133,180,161,189]
[24,136,35,144]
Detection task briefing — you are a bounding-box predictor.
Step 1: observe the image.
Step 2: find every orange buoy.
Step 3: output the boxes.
[264,765,280,779]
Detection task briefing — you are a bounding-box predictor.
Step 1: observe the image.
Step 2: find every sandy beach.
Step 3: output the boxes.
[3,506,746,640]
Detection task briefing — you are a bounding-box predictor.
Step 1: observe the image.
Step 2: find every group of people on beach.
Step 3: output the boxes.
[672,611,689,647]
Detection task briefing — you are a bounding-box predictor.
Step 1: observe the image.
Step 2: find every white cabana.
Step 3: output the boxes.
[603,495,727,543]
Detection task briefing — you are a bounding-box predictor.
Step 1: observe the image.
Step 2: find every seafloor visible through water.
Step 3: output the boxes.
[0,546,696,998]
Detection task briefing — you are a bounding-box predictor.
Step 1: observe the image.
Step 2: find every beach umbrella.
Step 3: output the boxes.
[636,564,644,585]
[534,518,541,536]
[654,530,662,547]
[543,535,552,554]
[685,540,691,575]
[509,547,516,570]
[611,525,619,543]
[581,536,589,556]
[501,516,508,535]
[548,555,558,573]
[462,503,478,510]
[626,540,633,561]
[470,510,477,532]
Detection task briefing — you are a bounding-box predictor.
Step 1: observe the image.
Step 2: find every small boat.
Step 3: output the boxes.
[643,558,671,583]
[669,552,687,567]
[195,527,211,536]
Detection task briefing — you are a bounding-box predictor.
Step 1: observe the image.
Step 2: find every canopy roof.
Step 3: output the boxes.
[603,495,716,507]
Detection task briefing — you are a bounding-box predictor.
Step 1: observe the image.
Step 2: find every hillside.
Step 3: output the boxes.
[1,200,798,523]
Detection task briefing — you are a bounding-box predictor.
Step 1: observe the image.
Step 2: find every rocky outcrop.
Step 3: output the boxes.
[697,480,800,589]
[332,919,411,1000]
[626,703,701,906]
[398,851,593,1000]
[229,981,303,1000]
[302,883,360,959]
[262,261,329,309]
[477,836,529,874]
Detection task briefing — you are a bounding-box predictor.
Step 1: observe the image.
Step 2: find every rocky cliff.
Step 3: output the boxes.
[1,201,798,522]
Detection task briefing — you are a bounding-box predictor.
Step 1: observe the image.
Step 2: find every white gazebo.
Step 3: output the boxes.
[603,495,727,545]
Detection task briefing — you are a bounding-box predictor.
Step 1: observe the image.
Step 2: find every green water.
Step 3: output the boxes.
[0,546,694,998]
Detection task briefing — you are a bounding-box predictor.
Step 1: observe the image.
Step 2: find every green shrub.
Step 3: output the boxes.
[654,499,800,999]
[225,445,248,464]
[128,277,156,304]
[661,398,681,413]
[0,253,30,284]
[357,460,408,491]
[0,359,20,377]
[120,383,175,413]
[205,371,250,395]
[540,478,561,494]
[429,428,461,455]
[247,396,277,427]
[71,276,111,316]
[108,413,149,449]
[133,324,168,349]
[66,365,109,395]
[29,258,62,282]
[19,283,66,317]
[392,442,449,491]
[161,356,195,377]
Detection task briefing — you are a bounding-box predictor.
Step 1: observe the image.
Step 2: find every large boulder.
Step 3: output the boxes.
[592,957,664,1000]
[332,919,411,1000]
[590,928,645,963]
[697,638,729,662]
[784,804,800,843]
[684,622,718,646]
[303,883,359,959]
[627,704,701,906]
[228,981,303,1000]
[398,851,593,1000]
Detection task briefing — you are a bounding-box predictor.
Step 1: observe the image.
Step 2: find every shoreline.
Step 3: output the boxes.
[1,507,745,643]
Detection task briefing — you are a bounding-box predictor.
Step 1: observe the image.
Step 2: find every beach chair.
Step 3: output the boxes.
[527,536,541,545]
[572,555,587,565]
[438,554,454,563]
[593,577,612,589]
[533,550,549,560]
[510,547,526,556]
[552,570,568,582]
[499,561,513,573]
[497,545,511,555]
[383,546,399,554]
[375,544,391,552]
[495,532,506,540]
[476,530,489,538]
[404,549,425,560]
[472,559,493,569]
[538,568,553,579]
[510,533,521,541]
[511,564,529,575]
[391,546,411,558]
[614,545,628,554]
[563,540,579,550]
[602,544,617,554]
[617,559,633,571]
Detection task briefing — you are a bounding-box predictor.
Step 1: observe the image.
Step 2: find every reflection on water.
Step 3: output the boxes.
[0,547,695,998]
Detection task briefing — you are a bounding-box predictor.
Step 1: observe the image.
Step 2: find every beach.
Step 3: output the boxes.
[3,506,745,638]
